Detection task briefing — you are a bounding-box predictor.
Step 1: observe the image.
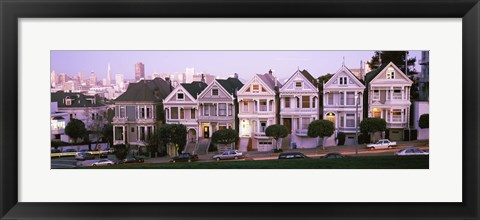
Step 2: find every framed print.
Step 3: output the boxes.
[1,0,479,219]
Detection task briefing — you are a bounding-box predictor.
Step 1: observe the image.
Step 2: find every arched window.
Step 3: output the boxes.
[387,67,395,79]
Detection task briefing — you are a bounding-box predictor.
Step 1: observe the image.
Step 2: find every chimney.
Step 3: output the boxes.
[201,74,205,83]
[268,69,273,76]
[234,73,238,79]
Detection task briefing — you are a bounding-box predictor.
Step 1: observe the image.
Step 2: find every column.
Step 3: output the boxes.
[137,126,140,142]
[216,103,219,116]
[113,126,116,143]
[389,109,392,123]
[123,126,126,144]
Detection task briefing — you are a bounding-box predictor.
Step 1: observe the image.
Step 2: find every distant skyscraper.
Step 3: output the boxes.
[89,71,97,86]
[107,63,112,86]
[64,80,75,92]
[185,67,194,83]
[58,73,66,85]
[50,70,56,87]
[115,74,125,90]
[135,62,145,82]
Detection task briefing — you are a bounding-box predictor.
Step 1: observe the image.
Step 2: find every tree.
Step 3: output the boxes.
[265,124,288,151]
[419,114,429,129]
[102,123,113,149]
[307,120,335,150]
[336,132,346,146]
[317,73,334,84]
[159,124,187,155]
[367,51,419,99]
[143,128,160,156]
[360,118,387,143]
[211,129,239,150]
[106,108,115,124]
[65,118,87,143]
[113,144,129,160]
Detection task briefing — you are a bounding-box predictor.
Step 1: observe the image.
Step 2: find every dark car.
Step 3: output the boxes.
[51,149,61,153]
[170,153,199,163]
[121,157,145,164]
[63,149,77,153]
[278,152,309,159]
[322,152,347,158]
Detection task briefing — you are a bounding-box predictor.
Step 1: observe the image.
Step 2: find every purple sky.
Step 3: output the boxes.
[50,50,422,80]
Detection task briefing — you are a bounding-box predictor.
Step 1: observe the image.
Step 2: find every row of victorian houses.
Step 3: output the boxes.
[109,61,417,154]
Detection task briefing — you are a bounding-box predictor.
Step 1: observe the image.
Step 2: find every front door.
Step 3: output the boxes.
[283,118,292,134]
[204,126,210,138]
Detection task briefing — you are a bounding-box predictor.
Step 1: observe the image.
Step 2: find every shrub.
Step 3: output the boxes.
[419,114,429,129]
[113,144,129,160]
[337,132,346,146]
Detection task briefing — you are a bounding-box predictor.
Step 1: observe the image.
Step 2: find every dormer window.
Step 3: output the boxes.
[295,82,302,89]
[339,77,348,85]
[387,67,395,79]
[177,93,184,100]
[212,89,219,96]
[252,84,259,93]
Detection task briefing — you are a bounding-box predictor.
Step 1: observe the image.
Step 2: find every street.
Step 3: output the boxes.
[52,140,429,168]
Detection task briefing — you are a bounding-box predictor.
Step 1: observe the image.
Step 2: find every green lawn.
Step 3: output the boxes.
[84,156,429,169]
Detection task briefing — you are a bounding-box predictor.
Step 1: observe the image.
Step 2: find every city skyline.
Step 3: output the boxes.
[50,50,422,81]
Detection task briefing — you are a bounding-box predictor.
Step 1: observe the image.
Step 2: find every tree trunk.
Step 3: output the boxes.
[322,136,326,150]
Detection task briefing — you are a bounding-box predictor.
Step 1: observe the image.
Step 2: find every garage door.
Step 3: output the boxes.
[389,129,403,141]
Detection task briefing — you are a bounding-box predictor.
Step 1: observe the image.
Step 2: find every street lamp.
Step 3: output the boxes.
[355,93,360,156]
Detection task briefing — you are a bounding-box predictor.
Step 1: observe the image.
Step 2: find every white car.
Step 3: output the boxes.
[366,139,397,150]
[91,159,115,166]
[213,150,244,161]
[394,147,429,156]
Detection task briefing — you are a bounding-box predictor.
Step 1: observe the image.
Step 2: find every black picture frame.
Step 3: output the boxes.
[1,0,478,219]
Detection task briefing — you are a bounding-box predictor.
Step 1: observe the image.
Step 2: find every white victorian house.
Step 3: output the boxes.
[164,81,208,144]
[279,69,320,149]
[237,70,282,151]
[197,77,244,140]
[364,62,413,141]
[323,64,365,145]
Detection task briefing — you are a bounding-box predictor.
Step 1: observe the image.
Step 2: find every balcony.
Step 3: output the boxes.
[112,117,127,123]
[253,132,270,139]
[198,115,234,121]
[295,129,309,136]
[137,118,155,124]
[391,116,403,122]
[392,93,403,100]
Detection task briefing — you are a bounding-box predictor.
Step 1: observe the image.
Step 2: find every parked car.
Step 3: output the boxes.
[121,157,145,164]
[366,139,397,150]
[394,147,429,156]
[91,159,115,166]
[75,152,95,161]
[51,149,61,153]
[213,150,244,161]
[278,152,309,159]
[322,152,347,158]
[170,153,198,163]
[63,149,77,153]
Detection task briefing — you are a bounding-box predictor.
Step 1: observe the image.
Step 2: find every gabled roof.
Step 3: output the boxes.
[300,69,318,87]
[115,78,172,102]
[365,62,413,85]
[324,64,365,89]
[216,77,244,95]
[257,73,283,90]
[180,81,208,99]
[51,91,105,108]
[364,63,388,84]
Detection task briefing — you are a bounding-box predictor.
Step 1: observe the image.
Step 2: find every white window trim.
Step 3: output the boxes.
[177,93,185,100]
